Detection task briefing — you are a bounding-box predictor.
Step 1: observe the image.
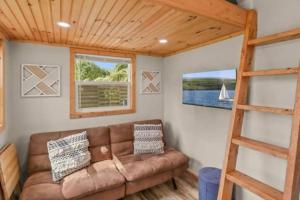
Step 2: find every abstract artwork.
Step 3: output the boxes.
[183,69,236,109]
[21,64,61,97]
[141,70,161,94]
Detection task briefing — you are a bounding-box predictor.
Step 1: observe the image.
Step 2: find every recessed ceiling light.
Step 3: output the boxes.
[159,39,168,44]
[57,21,71,28]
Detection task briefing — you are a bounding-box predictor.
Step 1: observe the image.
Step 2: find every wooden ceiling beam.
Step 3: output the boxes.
[146,0,248,28]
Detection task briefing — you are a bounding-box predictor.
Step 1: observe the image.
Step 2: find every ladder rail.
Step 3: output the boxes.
[283,68,300,200]
[217,10,257,200]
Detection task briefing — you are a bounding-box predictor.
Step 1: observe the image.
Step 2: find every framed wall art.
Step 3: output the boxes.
[141,70,161,94]
[21,64,61,97]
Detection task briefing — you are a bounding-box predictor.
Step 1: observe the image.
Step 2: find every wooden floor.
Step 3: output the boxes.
[125,176,198,200]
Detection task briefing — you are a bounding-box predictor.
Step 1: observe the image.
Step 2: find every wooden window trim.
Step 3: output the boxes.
[70,48,136,119]
[0,40,4,130]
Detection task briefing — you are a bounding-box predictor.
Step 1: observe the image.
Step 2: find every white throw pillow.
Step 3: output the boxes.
[47,131,91,182]
[134,124,164,155]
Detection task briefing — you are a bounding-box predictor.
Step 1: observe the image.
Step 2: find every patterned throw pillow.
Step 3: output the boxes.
[47,131,91,182]
[134,124,164,155]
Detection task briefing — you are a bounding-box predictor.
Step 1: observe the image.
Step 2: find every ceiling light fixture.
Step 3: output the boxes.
[57,21,71,28]
[159,39,168,44]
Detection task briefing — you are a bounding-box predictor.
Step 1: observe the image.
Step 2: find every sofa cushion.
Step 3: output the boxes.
[21,160,125,200]
[133,124,164,155]
[115,148,188,181]
[28,127,111,175]
[109,119,163,157]
[61,160,125,199]
[47,131,91,182]
[21,172,64,200]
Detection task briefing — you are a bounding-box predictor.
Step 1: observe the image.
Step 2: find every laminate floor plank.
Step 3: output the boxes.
[125,177,198,200]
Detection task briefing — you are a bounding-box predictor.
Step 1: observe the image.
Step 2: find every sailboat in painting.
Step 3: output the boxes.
[219,83,233,101]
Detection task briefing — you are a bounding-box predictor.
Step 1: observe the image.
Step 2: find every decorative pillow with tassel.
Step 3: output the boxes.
[47,131,91,182]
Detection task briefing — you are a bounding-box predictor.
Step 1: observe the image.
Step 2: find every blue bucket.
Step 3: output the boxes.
[199,167,221,200]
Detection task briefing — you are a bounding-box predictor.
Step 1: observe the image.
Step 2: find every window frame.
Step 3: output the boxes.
[70,48,136,119]
[0,40,4,130]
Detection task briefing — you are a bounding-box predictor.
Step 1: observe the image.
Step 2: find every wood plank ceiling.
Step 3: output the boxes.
[0,0,244,56]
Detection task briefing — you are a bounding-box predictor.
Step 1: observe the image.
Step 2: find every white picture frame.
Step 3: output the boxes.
[21,64,61,97]
[140,70,161,94]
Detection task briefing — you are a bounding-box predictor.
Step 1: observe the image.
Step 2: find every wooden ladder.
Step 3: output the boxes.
[218,10,300,200]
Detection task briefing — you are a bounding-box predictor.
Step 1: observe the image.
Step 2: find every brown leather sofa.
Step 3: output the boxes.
[20,119,189,200]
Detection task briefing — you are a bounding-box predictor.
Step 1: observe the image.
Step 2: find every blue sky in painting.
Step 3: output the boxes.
[183,69,236,79]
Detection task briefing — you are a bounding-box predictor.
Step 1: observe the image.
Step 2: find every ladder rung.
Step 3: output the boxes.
[237,104,293,116]
[242,67,299,77]
[232,137,289,159]
[248,27,300,46]
[226,171,283,200]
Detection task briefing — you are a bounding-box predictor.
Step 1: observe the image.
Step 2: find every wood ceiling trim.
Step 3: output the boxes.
[14,29,243,57]
[165,30,243,56]
[147,0,248,28]
[14,39,164,57]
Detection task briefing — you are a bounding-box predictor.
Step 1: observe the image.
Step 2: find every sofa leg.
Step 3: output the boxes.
[171,178,178,190]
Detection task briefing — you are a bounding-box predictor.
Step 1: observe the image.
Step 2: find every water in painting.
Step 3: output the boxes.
[182,69,236,109]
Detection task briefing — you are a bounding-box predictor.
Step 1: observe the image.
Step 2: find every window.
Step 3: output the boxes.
[70,48,136,118]
[0,40,3,129]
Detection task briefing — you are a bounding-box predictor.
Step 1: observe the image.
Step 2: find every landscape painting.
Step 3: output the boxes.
[182,69,236,109]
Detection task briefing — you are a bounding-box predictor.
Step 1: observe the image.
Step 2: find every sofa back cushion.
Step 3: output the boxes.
[109,119,163,157]
[28,127,110,175]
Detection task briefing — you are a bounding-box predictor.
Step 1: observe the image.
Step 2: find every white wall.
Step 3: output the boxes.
[163,0,300,199]
[7,42,164,171]
[163,36,243,170]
